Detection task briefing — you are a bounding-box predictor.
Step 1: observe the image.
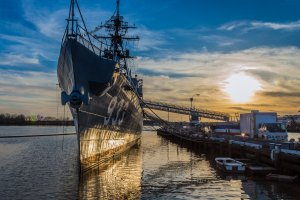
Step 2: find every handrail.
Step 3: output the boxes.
[77,35,101,54]
[76,25,106,55]
[77,24,108,47]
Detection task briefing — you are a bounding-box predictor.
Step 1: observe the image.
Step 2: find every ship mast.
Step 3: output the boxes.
[65,0,94,52]
[92,0,139,69]
[113,0,121,59]
[66,0,76,38]
[116,0,120,16]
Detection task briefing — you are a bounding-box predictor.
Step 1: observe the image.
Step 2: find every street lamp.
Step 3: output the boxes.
[190,94,200,109]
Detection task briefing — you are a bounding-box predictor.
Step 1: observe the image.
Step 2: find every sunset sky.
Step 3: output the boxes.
[1,0,300,119]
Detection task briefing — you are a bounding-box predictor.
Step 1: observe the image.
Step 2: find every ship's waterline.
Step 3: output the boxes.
[80,126,141,171]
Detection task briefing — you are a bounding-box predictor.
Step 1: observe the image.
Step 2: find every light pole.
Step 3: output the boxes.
[190,94,200,123]
[190,94,200,110]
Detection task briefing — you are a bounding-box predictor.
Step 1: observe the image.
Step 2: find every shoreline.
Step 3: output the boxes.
[0,121,74,126]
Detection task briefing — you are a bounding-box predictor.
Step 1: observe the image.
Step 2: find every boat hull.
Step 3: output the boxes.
[215,158,246,174]
[57,38,143,171]
[216,164,246,173]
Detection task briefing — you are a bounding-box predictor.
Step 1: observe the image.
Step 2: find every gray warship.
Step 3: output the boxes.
[57,0,143,171]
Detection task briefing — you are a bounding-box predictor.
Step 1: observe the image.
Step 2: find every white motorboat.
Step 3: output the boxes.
[215,157,246,173]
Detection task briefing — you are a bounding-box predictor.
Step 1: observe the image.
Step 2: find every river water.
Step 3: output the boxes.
[0,126,299,199]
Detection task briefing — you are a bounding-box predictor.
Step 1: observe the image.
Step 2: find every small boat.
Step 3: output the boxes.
[215,157,246,173]
[266,173,298,183]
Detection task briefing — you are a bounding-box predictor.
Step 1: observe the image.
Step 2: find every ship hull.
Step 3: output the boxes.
[57,38,143,171]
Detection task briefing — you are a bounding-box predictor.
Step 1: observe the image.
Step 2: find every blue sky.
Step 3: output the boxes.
[1,0,300,118]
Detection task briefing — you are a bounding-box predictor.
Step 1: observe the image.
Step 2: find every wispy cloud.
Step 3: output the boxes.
[0,53,39,66]
[137,67,203,79]
[197,35,243,48]
[218,21,249,31]
[0,69,63,116]
[0,33,58,68]
[25,9,67,40]
[251,20,300,30]
[20,0,67,40]
[0,69,56,87]
[133,26,167,51]
[219,20,300,32]
[228,107,250,112]
[259,91,300,98]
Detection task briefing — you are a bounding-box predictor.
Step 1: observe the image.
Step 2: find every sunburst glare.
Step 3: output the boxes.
[224,72,261,103]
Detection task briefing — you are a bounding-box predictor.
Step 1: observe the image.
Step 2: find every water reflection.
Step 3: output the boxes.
[145,131,300,200]
[141,132,250,199]
[79,145,142,199]
[0,127,300,199]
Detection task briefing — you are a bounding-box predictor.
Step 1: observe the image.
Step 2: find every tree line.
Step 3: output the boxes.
[0,113,73,126]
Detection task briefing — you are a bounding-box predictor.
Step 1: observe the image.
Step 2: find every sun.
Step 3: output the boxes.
[224,73,261,103]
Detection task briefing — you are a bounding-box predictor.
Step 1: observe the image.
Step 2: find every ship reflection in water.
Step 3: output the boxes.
[79,144,142,199]
[0,127,300,199]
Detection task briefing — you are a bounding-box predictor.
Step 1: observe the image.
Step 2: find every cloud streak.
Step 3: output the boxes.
[219,20,300,32]
[251,21,300,30]
[0,53,39,66]
[260,91,300,98]
[133,26,167,51]
[137,68,203,79]
[0,69,63,116]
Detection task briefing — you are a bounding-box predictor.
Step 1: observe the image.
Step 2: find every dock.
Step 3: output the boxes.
[157,126,300,175]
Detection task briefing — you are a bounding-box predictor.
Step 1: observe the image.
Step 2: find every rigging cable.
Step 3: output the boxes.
[62,105,66,151]
[56,83,60,135]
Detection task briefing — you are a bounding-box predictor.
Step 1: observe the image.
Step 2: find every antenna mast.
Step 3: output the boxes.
[117,0,120,17]
[92,0,139,63]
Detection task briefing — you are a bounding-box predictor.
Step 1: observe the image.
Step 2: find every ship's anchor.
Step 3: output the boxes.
[61,89,89,109]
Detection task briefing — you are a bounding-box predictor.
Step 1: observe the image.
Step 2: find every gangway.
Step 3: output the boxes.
[143,100,229,122]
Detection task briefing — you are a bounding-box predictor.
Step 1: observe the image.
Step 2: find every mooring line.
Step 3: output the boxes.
[0,132,76,139]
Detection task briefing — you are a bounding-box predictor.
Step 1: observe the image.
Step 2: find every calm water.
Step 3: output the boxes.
[0,126,299,200]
